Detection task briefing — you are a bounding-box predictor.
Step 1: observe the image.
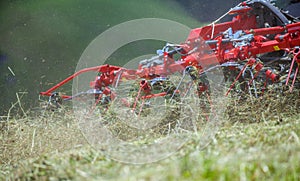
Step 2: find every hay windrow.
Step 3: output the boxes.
[225,87,300,123]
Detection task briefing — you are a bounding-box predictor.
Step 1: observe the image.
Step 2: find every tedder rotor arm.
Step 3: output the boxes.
[40,64,127,99]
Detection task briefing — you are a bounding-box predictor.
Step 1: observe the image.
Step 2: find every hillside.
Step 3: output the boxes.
[0,0,203,115]
[1,1,299,180]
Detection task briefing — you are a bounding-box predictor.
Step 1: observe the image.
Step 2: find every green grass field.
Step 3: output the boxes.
[1,0,300,180]
[1,91,299,180]
[0,0,200,115]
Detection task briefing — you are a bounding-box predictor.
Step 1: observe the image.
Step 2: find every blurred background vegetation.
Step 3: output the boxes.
[0,0,292,115]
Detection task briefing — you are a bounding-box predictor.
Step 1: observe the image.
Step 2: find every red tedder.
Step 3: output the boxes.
[40,0,300,113]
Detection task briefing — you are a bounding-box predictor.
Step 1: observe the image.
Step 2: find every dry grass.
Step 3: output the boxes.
[0,108,87,169]
[0,89,299,180]
[226,88,300,123]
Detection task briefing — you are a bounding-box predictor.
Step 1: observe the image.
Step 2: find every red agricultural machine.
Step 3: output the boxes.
[40,0,300,118]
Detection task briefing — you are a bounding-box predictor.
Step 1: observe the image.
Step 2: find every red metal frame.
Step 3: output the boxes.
[40,1,300,106]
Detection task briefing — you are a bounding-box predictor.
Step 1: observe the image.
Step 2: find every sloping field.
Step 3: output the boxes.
[1,0,299,180]
[0,0,200,114]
